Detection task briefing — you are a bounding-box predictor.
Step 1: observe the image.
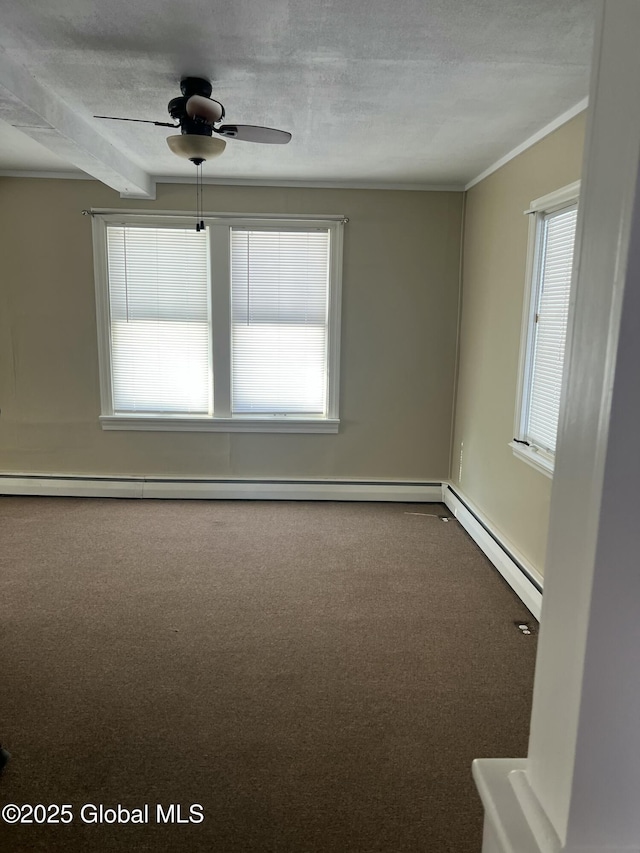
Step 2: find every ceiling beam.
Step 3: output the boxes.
[0,48,155,199]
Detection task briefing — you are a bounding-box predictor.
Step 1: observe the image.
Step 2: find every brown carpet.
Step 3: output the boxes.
[0,497,537,852]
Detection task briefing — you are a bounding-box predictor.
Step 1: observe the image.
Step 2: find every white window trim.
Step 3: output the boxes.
[512,181,580,476]
[92,211,344,433]
[509,439,554,478]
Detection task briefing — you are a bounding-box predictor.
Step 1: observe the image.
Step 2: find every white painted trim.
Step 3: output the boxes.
[465,99,589,191]
[327,220,344,420]
[91,216,114,417]
[509,442,553,478]
[512,182,580,473]
[0,475,442,502]
[513,205,543,450]
[99,415,340,433]
[92,212,343,427]
[472,759,542,853]
[524,181,581,216]
[442,484,542,619]
[474,761,633,853]
[154,176,465,192]
[509,770,562,853]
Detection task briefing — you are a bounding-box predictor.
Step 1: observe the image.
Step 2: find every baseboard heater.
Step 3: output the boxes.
[442,484,543,620]
[0,474,443,503]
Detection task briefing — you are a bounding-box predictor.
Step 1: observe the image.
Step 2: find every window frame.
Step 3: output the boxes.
[92,210,344,433]
[511,181,580,477]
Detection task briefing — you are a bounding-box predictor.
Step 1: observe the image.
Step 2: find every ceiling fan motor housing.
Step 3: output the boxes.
[180,117,215,137]
[180,77,213,99]
[168,80,225,136]
[167,98,213,136]
[167,96,187,121]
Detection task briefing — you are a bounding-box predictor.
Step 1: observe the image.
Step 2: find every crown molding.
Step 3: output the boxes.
[155,176,465,191]
[464,98,589,191]
[0,170,464,192]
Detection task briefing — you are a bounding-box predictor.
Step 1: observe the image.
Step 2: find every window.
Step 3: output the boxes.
[92,212,343,433]
[512,182,580,476]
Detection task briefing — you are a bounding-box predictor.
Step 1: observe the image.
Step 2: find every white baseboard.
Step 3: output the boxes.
[0,474,443,503]
[442,484,543,619]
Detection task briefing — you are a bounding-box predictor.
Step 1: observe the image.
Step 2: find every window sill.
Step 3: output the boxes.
[99,415,339,434]
[509,440,554,478]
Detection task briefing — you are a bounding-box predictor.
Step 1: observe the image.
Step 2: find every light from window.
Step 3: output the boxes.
[106,225,211,414]
[513,185,579,476]
[231,229,330,415]
[524,205,577,454]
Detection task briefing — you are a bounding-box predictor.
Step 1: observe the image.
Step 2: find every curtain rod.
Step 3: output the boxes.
[82,209,348,223]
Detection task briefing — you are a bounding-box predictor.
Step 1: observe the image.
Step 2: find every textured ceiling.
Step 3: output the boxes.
[0,0,596,190]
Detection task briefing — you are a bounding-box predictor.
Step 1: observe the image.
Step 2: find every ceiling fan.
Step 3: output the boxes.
[95,77,292,231]
[94,76,292,165]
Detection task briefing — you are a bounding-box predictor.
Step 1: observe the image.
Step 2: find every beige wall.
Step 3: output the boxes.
[451,113,586,573]
[0,179,462,480]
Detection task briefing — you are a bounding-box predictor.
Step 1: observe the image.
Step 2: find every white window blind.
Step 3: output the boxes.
[106,225,211,414]
[230,229,330,414]
[525,204,578,453]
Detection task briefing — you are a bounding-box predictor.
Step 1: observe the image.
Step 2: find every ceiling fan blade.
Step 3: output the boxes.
[215,124,292,144]
[94,115,178,128]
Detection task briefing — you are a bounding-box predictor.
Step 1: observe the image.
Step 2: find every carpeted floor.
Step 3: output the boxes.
[0,497,537,852]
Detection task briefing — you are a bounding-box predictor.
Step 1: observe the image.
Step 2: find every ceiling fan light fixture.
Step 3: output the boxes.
[166,134,226,161]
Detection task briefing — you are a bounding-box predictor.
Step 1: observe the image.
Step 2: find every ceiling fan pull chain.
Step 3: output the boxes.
[195,168,199,232]
[195,162,202,232]
[200,163,205,231]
